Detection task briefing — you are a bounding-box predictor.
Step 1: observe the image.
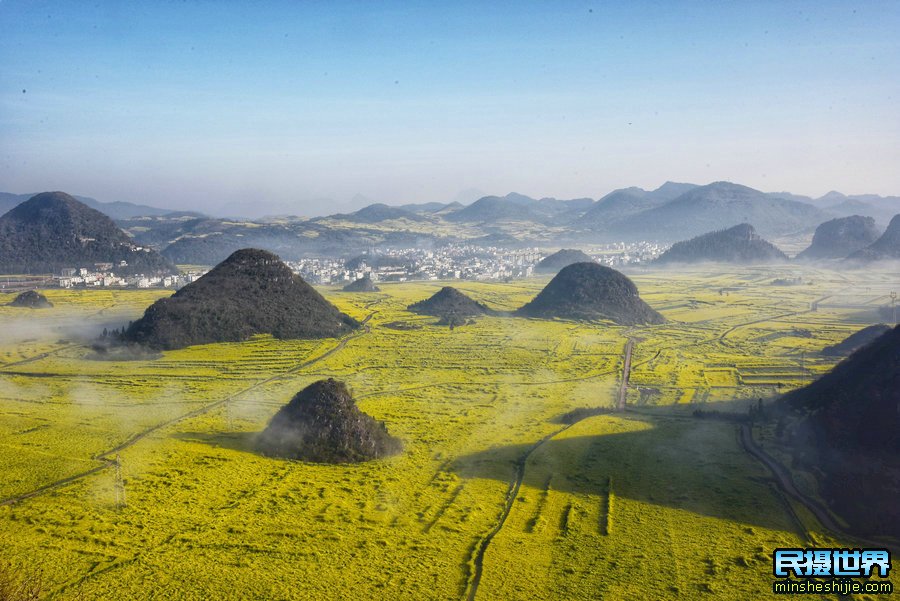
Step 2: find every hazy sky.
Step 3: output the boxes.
[2,1,899,216]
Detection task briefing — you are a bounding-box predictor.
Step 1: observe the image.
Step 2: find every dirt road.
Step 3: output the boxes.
[0,314,373,507]
[739,424,898,553]
[616,338,634,411]
[464,336,636,600]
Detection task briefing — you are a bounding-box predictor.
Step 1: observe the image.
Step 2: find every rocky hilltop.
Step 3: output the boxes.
[534,249,594,274]
[257,378,401,463]
[847,214,900,261]
[8,290,52,308]
[343,275,380,292]
[408,287,492,318]
[517,262,664,325]
[795,215,881,260]
[0,192,176,275]
[655,223,787,264]
[123,248,358,349]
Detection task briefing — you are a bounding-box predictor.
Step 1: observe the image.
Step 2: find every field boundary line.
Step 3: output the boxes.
[616,338,635,411]
[0,313,374,507]
[462,336,634,600]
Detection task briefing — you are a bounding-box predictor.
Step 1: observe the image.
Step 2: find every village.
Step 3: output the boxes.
[54,265,205,289]
[0,241,664,291]
[290,241,665,285]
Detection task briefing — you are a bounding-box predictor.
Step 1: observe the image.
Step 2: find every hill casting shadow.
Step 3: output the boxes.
[172,431,258,454]
[449,415,804,535]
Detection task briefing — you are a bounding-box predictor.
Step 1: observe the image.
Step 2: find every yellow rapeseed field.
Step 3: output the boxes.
[0,265,896,599]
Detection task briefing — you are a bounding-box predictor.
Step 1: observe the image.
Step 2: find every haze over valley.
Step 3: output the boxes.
[1,2,899,600]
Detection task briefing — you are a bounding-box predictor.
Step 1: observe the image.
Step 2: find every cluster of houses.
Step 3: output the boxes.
[598,241,666,266]
[290,242,664,285]
[47,241,665,289]
[56,265,206,289]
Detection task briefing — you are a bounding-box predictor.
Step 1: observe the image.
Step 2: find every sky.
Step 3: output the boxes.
[1,1,899,217]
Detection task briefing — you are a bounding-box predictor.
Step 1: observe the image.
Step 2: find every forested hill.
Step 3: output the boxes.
[0,191,176,275]
[655,224,787,264]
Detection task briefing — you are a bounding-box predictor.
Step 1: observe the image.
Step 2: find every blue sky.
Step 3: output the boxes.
[1,1,898,216]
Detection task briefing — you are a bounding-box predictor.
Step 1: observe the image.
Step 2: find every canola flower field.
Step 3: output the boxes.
[0,264,897,600]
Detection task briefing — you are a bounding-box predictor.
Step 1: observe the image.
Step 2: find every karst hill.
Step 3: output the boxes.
[655,223,787,264]
[343,275,380,292]
[534,249,594,274]
[795,215,881,260]
[781,324,900,536]
[847,214,900,261]
[8,290,53,308]
[408,286,493,318]
[256,378,402,463]
[123,248,359,350]
[517,262,664,325]
[0,191,176,275]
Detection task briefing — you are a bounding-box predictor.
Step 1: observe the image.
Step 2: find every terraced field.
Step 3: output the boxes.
[0,265,897,599]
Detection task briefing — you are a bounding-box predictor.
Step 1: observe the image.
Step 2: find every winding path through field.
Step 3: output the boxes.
[0,314,374,507]
[616,338,635,411]
[717,287,856,346]
[0,344,79,369]
[0,301,138,369]
[738,425,839,531]
[738,424,899,553]
[718,310,807,344]
[462,423,573,601]
[463,335,636,600]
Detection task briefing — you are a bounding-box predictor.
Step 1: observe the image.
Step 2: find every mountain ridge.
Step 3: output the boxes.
[0,191,176,219]
[612,182,830,241]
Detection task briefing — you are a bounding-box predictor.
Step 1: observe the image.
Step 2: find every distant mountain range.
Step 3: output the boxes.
[811,190,900,224]
[326,203,425,223]
[443,192,593,224]
[327,181,896,242]
[578,182,697,229]
[605,182,830,240]
[0,192,180,220]
[2,182,898,266]
[3,183,897,229]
